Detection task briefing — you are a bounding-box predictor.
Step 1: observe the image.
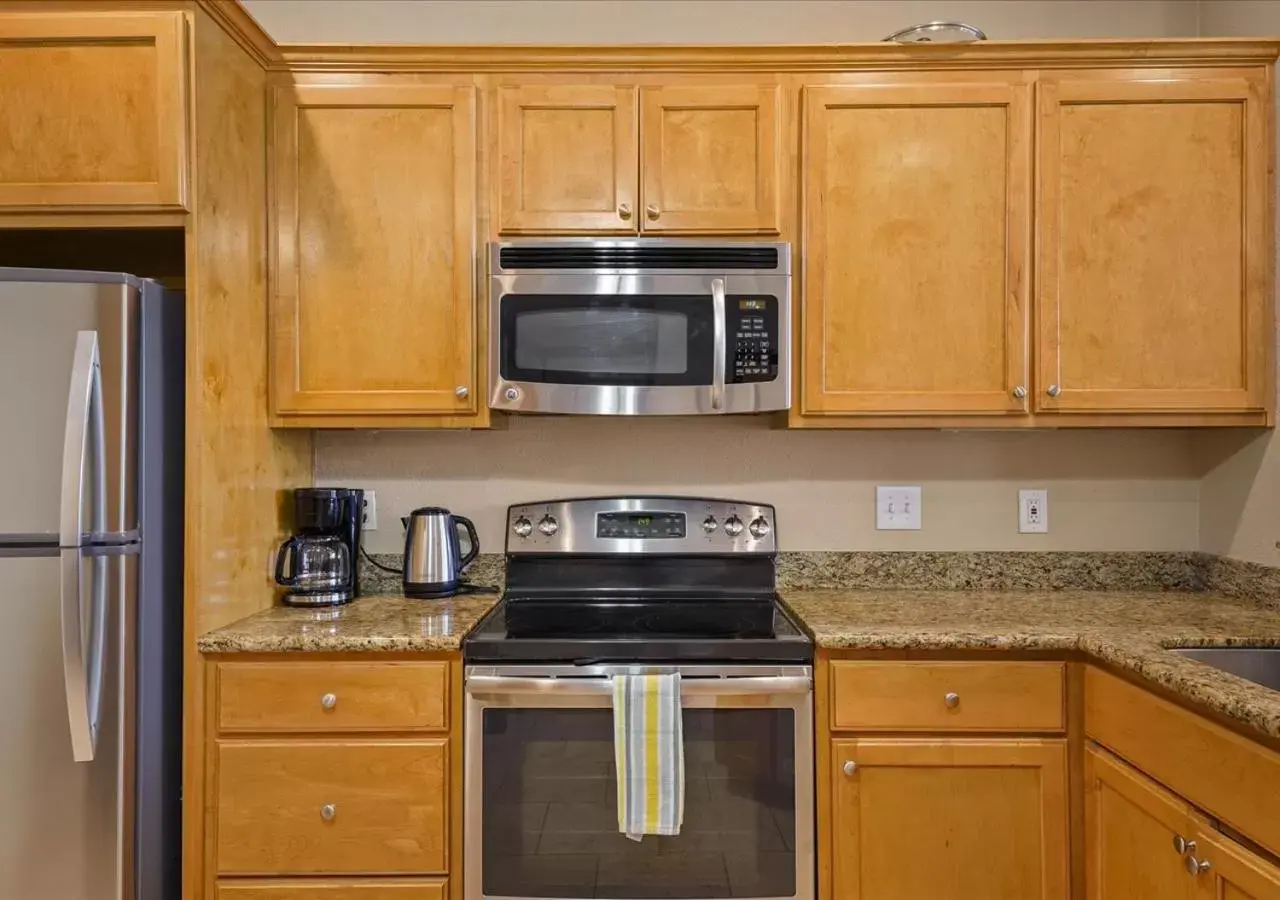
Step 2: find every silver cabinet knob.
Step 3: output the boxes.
[843,760,857,776]
[618,202,632,220]
[1185,855,1212,876]
[320,804,336,821]
[455,385,469,399]
[646,203,660,220]
[321,693,337,711]
[1012,385,1027,399]
[1173,835,1195,856]
[944,692,960,709]
[1046,384,1061,397]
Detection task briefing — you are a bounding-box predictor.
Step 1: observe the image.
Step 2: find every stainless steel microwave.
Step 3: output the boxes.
[488,240,791,415]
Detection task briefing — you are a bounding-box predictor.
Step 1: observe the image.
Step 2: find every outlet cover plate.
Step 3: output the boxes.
[1019,489,1048,534]
[877,485,922,531]
[362,490,378,531]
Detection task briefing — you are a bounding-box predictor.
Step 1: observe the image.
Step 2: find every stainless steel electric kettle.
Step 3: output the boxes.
[402,507,480,597]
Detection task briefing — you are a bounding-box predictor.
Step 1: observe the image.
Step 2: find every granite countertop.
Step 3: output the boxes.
[782,589,1280,740]
[197,593,500,654]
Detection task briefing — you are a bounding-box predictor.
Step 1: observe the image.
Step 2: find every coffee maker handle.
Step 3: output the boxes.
[274,536,301,587]
[453,515,480,570]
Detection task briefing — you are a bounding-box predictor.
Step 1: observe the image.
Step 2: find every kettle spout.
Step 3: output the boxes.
[400,516,409,529]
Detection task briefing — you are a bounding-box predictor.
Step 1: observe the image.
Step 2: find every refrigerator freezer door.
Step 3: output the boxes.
[0,274,139,544]
[0,553,124,899]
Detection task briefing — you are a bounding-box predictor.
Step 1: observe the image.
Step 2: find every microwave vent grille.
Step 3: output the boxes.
[498,245,781,271]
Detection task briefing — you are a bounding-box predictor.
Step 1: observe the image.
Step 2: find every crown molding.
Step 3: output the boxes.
[195,0,277,67]
[274,38,1280,74]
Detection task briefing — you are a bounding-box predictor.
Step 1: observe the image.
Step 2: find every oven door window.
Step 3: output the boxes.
[500,295,714,386]
[482,708,797,900]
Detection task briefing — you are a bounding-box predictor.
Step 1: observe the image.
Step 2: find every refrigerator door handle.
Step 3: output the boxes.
[60,331,106,546]
[60,549,107,762]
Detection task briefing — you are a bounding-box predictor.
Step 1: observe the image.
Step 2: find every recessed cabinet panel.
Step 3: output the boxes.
[801,79,1031,417]
[1037,72,1269,414]
[271,82,478,418]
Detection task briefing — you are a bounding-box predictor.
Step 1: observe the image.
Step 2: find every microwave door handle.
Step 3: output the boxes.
[711,278,726,411]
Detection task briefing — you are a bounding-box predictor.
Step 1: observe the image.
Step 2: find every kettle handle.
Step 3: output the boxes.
[274,536,301,587]
[453,515,480,570]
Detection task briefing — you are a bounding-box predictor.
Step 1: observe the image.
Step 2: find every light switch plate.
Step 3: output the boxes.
[877,485,922,530]
[1019,489,1048,533]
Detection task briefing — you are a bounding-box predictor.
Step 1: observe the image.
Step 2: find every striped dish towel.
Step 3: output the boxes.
[613,672,685,841]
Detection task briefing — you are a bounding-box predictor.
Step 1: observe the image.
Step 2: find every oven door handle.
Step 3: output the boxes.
[466,674,811,697]
[711,277,726,412]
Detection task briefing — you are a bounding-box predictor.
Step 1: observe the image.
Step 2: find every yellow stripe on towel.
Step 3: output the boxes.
[645,675,661,832]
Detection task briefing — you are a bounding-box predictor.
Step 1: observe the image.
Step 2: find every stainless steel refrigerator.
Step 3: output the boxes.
[0,268,183,899]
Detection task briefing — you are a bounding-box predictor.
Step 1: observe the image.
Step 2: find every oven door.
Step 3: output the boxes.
[489,274,790,415]
[465,665,814,900]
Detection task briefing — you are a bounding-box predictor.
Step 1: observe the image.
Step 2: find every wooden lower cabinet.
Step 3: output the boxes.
[217,879,447,899]
[1086,743,1280,900]
[831,737,1069,900]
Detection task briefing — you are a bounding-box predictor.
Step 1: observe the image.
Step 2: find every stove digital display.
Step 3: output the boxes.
[597,511,687,539]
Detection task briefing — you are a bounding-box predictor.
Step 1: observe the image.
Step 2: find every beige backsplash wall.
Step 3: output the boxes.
[317,422,1199,553]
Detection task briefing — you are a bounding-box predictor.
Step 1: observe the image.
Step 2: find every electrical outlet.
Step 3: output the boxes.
[1019,489,1048,534]
[876,485,922,530]
[362,491,378,531]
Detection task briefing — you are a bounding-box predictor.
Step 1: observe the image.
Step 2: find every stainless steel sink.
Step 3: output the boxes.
[1170,647,1280,692]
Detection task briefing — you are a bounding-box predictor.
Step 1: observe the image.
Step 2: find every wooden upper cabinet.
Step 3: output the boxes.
[832,738,1068,900]
[496,84,638,233]
[0,11,188,210]
[270,81,479,420]
[801,78,1032,417]
[639,84,781,233]
[1085,743,1194,900]
[1036,70,1271,416]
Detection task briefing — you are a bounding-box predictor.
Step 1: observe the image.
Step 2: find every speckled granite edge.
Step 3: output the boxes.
[361,550,1280,605]
[1199,553,1280,610]
[773,550,1208,592]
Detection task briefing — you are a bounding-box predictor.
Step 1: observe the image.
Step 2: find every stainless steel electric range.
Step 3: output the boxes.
[463,496,814,900]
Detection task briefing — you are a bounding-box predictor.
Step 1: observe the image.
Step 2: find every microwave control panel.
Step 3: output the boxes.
[728,296,779,384]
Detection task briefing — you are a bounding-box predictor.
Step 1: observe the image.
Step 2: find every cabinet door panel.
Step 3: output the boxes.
[0,12,187,209]
[1191,816,1280,900]
[802,79,1031,416]
[497,84,637,233]
[1085,743,1192,900]
[832,738,1068,900]
[1037,73,1269,414]
[271,82,477,416]
[640,84,780,233]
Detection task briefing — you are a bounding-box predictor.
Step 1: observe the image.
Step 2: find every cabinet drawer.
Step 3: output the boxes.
[830,661,1065,732]
[216,741,448,875]
[0,11,188,210]
[216,662,448,733]
[217,877,447,899]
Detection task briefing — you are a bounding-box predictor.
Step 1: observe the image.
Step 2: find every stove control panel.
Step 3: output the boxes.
[506,496,776,555]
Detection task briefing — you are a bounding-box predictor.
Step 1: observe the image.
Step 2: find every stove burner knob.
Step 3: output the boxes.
[537,514,559,536]
[749,516,771,539]
[723,515,744,537]
[702,515,718,533]
[512,516,533,538]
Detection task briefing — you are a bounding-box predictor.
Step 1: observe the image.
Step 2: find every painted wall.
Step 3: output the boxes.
[242,0,1199,44]
[1195,0,1280,566]
[251,0,1233,555]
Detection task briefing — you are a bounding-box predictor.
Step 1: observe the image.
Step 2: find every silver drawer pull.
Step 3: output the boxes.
[1173,835,1194,856]
[944,692,960,709]
[320,803,337,822]
[321,693,337,711]
[1185,855,1211,876]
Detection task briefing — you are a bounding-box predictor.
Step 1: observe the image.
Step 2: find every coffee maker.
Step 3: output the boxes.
[274,487,364,606]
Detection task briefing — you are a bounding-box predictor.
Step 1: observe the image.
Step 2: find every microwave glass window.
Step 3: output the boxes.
[515,308,689,375]
[481,707,797,900]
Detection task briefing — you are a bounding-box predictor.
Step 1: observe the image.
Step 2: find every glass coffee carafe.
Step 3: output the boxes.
[274,533,354,606]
